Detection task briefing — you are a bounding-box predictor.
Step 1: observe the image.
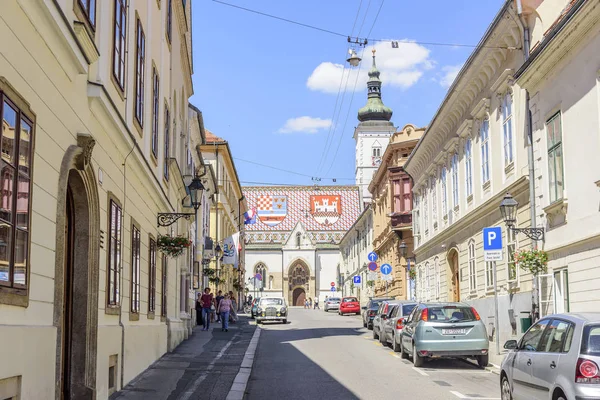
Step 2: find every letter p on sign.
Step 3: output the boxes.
[483,227,503,261]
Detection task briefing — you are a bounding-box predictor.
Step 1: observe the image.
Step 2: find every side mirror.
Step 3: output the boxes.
[504,340,518,350]
[361,306,367,310]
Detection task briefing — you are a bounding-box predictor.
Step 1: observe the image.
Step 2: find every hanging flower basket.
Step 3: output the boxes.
[209,276,223,285]
[408,269,417,281]
[514,249,549,276]
[157,235,191,258]
[366,280,375,288]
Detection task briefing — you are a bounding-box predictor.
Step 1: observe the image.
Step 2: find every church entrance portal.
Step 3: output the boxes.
[293,288,306,307]
[288,262,310,305]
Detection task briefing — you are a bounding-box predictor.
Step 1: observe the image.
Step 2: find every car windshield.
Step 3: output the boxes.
[328,298,341,302]
[402,304,417,316]
[582,325,600,356]
[261,298,283,306]
[343,297,358,303]
[427,306,477,323]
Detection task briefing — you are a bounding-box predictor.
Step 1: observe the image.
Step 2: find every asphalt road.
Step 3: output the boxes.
[244,308,501,400]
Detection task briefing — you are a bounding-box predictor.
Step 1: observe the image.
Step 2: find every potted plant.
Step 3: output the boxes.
[209,276,222,285]
[157,235,191,257]
[514,248,549,275]
[408,268,417,281]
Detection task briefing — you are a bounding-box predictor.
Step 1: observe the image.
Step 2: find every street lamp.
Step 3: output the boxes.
[399,240,408,259]
[157,175,205,226]
[499,193,544,241]
[347,49,361,67]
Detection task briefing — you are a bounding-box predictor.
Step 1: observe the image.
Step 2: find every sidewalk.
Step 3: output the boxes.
[112,316,257,400]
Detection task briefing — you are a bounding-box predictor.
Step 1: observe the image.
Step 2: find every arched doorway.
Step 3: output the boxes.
[292,287,306,307]
[448,249,460,301]
[53,135,100,399]
[288,261,310,305]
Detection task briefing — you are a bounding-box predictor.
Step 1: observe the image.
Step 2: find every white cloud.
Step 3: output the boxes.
[440,64,463,88]
[306,40,433,94]
[277,116,332,134]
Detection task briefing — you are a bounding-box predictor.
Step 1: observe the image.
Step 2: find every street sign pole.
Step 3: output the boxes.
[493,261,500,356]
[386,280,388,297]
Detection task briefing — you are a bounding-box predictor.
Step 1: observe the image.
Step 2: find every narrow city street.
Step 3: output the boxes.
[245,308,500,400]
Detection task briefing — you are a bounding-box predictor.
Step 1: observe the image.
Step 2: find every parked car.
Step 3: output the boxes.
[250,297,261,319]
[381,302,417,351]
[500,313,600,400]
[362,297,393,330]
[255,297,288,324]
[324,297,341,312]
[339,296,360,315]
[400,302,489,368]
[373,301,400,341]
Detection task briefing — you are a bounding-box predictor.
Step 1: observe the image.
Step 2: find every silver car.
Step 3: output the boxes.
[381,302,417,352]
[500,313,600,400]
[324,297,341,312]
[400,302,489,368]
[373,301,400,342]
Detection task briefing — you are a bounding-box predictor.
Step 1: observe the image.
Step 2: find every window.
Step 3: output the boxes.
[134,19,146,127]
[130,225,141,314]
[107,199,122,306]
[441,167,448,217]
[164,107,170,180]
[423,190,428,234]
[465,139,473,197]
[269,276,273,290]
[502,93,514,165]
[148,238,156,314]
[485,262,493,290]
[78,0,96,28]
[372,147,381,157]
[112,0,127,89]
[554,269,569,314]
[547,112,564,203]
[431,179,437,225]
[402,178,411,212]
[480,119,490,184]
[296,232,301,247]
[393,180,401,212]
[539,319,573,353]
[520,319,551,352]
[424,262,430,299]
[0,92,34,291]
[151,69,160,157]
[167,0,173,43]
[507,226,518,282]
[468,241,476,293]
[451,154,459,208]
[161,254,167,317]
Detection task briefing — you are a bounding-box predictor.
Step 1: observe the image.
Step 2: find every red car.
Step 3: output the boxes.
[339,296,360,315]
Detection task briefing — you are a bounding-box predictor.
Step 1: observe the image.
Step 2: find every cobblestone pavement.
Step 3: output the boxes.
[112,316,256,400]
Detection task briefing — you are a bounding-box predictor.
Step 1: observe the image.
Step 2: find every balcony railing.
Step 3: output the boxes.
[390,212,412,228]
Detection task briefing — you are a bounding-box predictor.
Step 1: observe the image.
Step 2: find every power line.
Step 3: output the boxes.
[212,0,520,50]
[366,0,385,39]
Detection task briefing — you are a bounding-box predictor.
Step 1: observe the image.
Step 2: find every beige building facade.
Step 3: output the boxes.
[0,1,202,398]
[369,125,424,299]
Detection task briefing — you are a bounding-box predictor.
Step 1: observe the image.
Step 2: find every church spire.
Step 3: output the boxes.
[357,49,393,122]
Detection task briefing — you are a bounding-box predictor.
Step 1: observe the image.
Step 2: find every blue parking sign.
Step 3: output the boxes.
[483,227,502,250]
[353,276,361,285]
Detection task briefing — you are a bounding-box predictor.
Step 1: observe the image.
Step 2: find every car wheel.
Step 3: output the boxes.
[379,331,386,344]
[501,375,512,400]
[477,354,489,369]
[373,328,379,340]
[412,345,424,367]
[399,340,409,359]
[282,319,287,324]
[393,335,401,352]
[363,320,367,328]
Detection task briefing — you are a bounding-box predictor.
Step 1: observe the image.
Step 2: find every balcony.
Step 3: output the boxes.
[390,211,412,229]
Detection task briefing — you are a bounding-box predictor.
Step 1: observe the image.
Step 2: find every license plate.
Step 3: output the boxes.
[442,328,467,335]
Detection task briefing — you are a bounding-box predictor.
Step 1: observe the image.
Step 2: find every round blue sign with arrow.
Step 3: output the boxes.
[330,286,336,292]
[367,252,378,262]
[368,262,378,271]
[380,264,392,275]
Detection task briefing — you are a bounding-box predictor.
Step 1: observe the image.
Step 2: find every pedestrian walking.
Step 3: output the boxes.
[218,294,232,332]
[215,290,224,323]
[229,291,238,323]
[308,298,313,309]
[314,297,320,310]
[200,288,215,331]
[304,299,308,309]
[195,293,203,326]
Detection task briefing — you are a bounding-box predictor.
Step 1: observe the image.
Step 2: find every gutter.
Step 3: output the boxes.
[404,0,513,172]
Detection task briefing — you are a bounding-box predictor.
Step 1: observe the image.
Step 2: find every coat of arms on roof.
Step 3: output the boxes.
[256,195,287,227]
[310,195,341,226]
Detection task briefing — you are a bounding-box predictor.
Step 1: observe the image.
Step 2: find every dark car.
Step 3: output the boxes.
[362,297,393,330]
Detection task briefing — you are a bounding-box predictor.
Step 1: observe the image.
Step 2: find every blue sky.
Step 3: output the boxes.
[190,0,505,187]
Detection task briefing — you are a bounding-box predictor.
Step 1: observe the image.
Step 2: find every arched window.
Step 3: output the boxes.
[269,275,273,290]
[255,263,267,288]
[296,232,301,247]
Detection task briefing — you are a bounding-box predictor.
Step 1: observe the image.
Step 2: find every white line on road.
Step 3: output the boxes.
[450,391,500,400]
[179,332,239,400]
[412,367,429,376]
[226,326,262,400]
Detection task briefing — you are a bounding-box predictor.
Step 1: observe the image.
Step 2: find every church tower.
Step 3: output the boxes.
[354,49,396,206]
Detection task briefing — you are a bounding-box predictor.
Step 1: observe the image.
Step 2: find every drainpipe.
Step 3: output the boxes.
[516,0,539,322]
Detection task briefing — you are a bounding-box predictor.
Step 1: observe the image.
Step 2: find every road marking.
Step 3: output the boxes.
[412,367,429,376]
[226,326,262,400]
[450,391,500,400]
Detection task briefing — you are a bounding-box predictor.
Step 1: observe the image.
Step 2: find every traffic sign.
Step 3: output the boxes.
[330,286,336,292]
[330,281,335,287]
[368,262,378,271]
[367,272,377,281]
[255,273,262,281]
[380,264,392,275]
[382,274,393,282]
[367,252,378,262]
[353,276,361,285]
[483,227,503,261]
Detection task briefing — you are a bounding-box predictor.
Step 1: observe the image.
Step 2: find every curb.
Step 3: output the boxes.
[485,363,501,375]
[225,325,261,400]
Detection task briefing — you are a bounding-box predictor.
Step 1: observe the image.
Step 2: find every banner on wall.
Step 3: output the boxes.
[223,232,240,268]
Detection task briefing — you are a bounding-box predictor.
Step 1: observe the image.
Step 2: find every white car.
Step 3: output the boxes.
[324,297,341,312]
[255,297,288,324]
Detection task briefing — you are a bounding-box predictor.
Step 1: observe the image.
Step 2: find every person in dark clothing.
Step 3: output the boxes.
[195,293,203,326]
[200,288,215,331]
[215,290,224,323]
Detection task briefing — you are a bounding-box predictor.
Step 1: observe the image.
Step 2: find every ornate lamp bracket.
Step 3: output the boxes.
[510,227,545,241]
[157,213,194,227]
